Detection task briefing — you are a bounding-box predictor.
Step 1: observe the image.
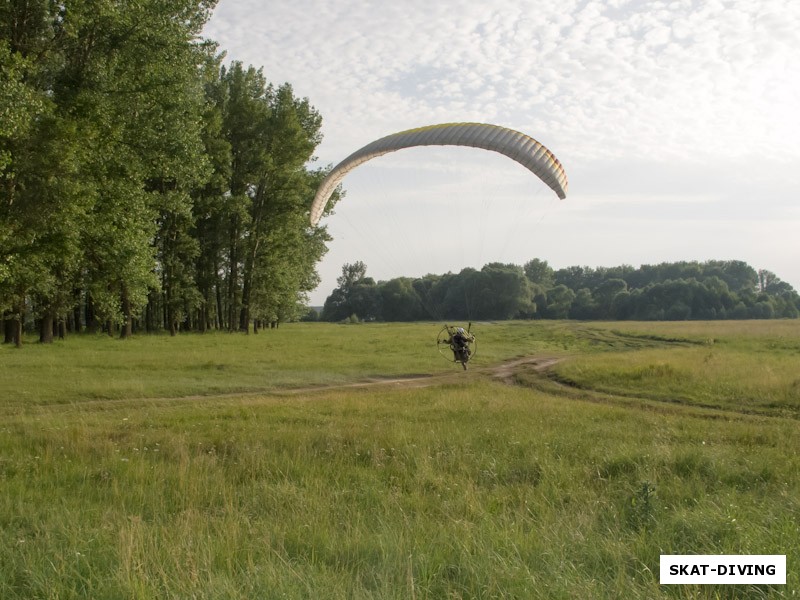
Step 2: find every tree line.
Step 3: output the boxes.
[6,4,797,346]
[320,259,800,322]
[1,1,336,346]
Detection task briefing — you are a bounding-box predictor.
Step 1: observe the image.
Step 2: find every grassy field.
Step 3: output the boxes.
[1,321,798,598]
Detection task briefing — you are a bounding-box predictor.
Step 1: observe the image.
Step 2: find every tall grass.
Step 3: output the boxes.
[1,321,798,598]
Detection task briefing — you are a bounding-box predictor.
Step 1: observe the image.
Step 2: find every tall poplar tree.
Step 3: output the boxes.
[2,0,218,342]
[216,64,328,332]
[3,2,339,342]
[191,55,232,331]
[0,1,82,345]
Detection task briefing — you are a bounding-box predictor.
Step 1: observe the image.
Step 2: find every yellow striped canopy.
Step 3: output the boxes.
[310,122,568,226]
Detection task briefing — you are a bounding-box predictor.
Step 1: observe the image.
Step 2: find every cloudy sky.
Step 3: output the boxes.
[203,0,800,305]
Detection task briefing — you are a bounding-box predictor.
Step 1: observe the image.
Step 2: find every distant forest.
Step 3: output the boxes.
[319,259,800,322]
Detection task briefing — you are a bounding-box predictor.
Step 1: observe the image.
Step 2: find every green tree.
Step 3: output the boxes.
[191,56,233,331]
[240,83,323,331]
[593,278,627,319]
[213,64,326,332]
[705,260,758,294]
[523,258,554,288]
[0,0,217,341]
[218,62,272,330]
[72,0,213,337]
[0,2,83,344]
[322,262,373,321]
[569,288,596,320]
[542,285,575,319]
[473,263,535,319]
[379,278,425,321]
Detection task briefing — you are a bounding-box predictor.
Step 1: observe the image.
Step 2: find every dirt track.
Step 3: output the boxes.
[31,355,564,412]
[275,355,563,396]
[486,355,562,385]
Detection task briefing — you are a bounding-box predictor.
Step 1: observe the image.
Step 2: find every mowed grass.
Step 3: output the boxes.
[551,321,800,418]
[1,321,798,598]
[0,323,457,408]
[0,321,584,409]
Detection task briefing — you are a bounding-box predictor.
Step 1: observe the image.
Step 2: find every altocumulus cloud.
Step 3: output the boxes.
[203,0,800,302]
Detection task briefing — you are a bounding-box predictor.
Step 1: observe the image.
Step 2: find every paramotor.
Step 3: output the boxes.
[437,323,476,370]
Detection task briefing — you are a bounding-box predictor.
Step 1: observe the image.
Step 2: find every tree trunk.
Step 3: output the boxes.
[72,288,82,333]
[12,302,24,347]
[239,237,258,333]
[198,305,207,332]
[120,287,133,339]
[215,276,224,330]
[39,312,54,344]
[14,317,22,348]
[227,217,239,332]
[86,294,98,333]
[167,293,176,335]
[239,305,250,333]
[58,319,66,340]
[146,289,159,332]
[3,312,14,344]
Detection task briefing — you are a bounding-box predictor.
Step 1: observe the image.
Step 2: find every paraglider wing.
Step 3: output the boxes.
[309,122,568,226]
